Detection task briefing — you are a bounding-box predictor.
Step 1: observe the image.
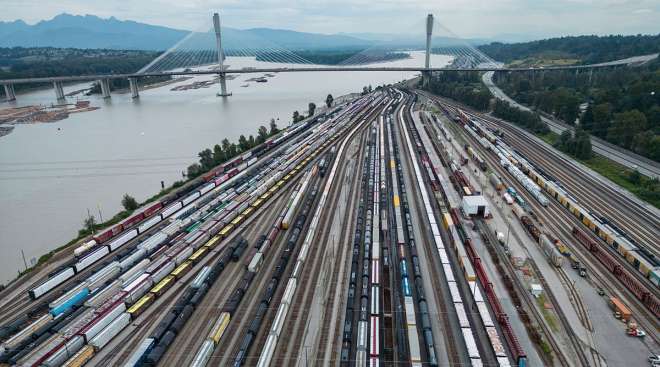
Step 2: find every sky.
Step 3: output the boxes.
[1,0,659,39]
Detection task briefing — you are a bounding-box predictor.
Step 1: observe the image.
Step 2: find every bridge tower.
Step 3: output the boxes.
[423,14,434,86]
[214,12,232,97]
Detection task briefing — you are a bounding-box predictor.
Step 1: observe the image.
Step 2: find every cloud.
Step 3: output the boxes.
[0,0,658,39]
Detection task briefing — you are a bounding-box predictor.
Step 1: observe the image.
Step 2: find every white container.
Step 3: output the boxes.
[150,260,176,284]
[248,253,263,273]
[175,246,194,265]
[182,191,201,206]
[42,335,83,367]
[123,273,150,293]
[119,249,147,271]
[161,202,184,218]
[83,303,126,342]
[30,267,76,299]
[85,280,122,308]
[108,230,138,252]
[256,334,277,367]
[138,215,162,234]
[404,296,416,326]
[120,258,150,284]
[75,246,110,273]
[462,328,480,359]
[90,312,131,350]
[138,232,167,253]
[190,339,215,367]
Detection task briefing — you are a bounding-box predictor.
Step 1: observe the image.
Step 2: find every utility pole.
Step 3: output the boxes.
[20,249,28,271]
[97,204,103,223]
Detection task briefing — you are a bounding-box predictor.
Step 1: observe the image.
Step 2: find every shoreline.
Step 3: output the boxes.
[0,90,359,289]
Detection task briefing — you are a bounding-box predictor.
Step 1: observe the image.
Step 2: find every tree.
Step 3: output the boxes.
[248,135,255,147]
[121,194,139,211]
[238,135,249,152]
[362,86,369,95]
[326,94,334,108]
[574,129,592,159]
[608,109,647,148]
[213,144,224,164]
[292,111,301,123]
[257,125,269,143]
[221,138,231,155]
[308,102,316,117]
[270,119,279,135]
[83,215,97,233]
[187,163,202,178]
[580,104,594,131]
[198,148,214,170]
[591,103,612,138]
[628,169,642,185]
[557,130,573,150]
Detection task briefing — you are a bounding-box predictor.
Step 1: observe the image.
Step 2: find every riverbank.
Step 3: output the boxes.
[1,90,359,288]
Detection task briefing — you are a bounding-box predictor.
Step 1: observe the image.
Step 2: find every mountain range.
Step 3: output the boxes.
[0,13,497,51]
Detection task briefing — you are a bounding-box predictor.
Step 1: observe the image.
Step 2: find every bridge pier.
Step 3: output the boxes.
[99,79,111,99]
[3,84,16,102]
[53,81,65,101]
[217,73,231,97]
[128,77,139,99]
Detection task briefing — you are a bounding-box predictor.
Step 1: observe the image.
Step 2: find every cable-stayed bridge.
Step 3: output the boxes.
[1,13,656,102]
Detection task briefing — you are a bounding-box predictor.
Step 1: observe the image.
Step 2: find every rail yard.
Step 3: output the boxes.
[1,86,658,367]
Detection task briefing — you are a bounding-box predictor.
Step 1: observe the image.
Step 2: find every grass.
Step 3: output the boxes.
[536,293,560,332]
[579,155,660,208]
[537,131,559,146]
[531,130,660,209]
[508,57,581,68]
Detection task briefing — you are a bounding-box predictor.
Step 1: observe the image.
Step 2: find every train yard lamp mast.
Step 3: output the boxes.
[214,12,231,97]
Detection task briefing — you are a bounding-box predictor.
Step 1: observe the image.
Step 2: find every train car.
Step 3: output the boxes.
[127,294,155,318]
[124,338,155,367]
[172,261,193,279]
[151,276,176,298]
[29,268,76,299]
[209,312,231,345]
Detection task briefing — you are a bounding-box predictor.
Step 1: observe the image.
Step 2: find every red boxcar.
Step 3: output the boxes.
[93,229,114,244]
[143,202,163,218]
[123,213,145,228]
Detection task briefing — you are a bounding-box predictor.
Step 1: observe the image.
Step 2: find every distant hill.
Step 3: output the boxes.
[0,14,187,50]
[0,13,376,51]
[478,34,660,65]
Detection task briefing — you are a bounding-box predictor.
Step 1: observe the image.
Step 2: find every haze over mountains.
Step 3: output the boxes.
[0,13,497,51]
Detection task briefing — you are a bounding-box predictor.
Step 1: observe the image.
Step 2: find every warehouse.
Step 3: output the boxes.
[461,195,490,217]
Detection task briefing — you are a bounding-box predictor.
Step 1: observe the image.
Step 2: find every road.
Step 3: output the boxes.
[482,70,660,178]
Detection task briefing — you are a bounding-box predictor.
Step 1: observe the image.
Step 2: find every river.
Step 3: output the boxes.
[0,51,451,284]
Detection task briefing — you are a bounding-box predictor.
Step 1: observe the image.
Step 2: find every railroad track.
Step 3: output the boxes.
[496,124,660,271]
[451,96,659,258]
[476,219,575,366]
[441,102,659,359]
[277,104,382,366]
[315,131,367,366]
[428,102,583,364]
[94,190,288,366]
[556,268,593,332]
[430,94,660,328]
[394,98,465,366]
[161,185,296,367]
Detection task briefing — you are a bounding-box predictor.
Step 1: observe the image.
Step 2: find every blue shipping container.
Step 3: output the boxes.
[50,288,89,317]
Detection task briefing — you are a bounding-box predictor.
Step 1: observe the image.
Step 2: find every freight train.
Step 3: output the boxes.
[3,97,373,366]
[403,95,522,367]
[458,106,659,289]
